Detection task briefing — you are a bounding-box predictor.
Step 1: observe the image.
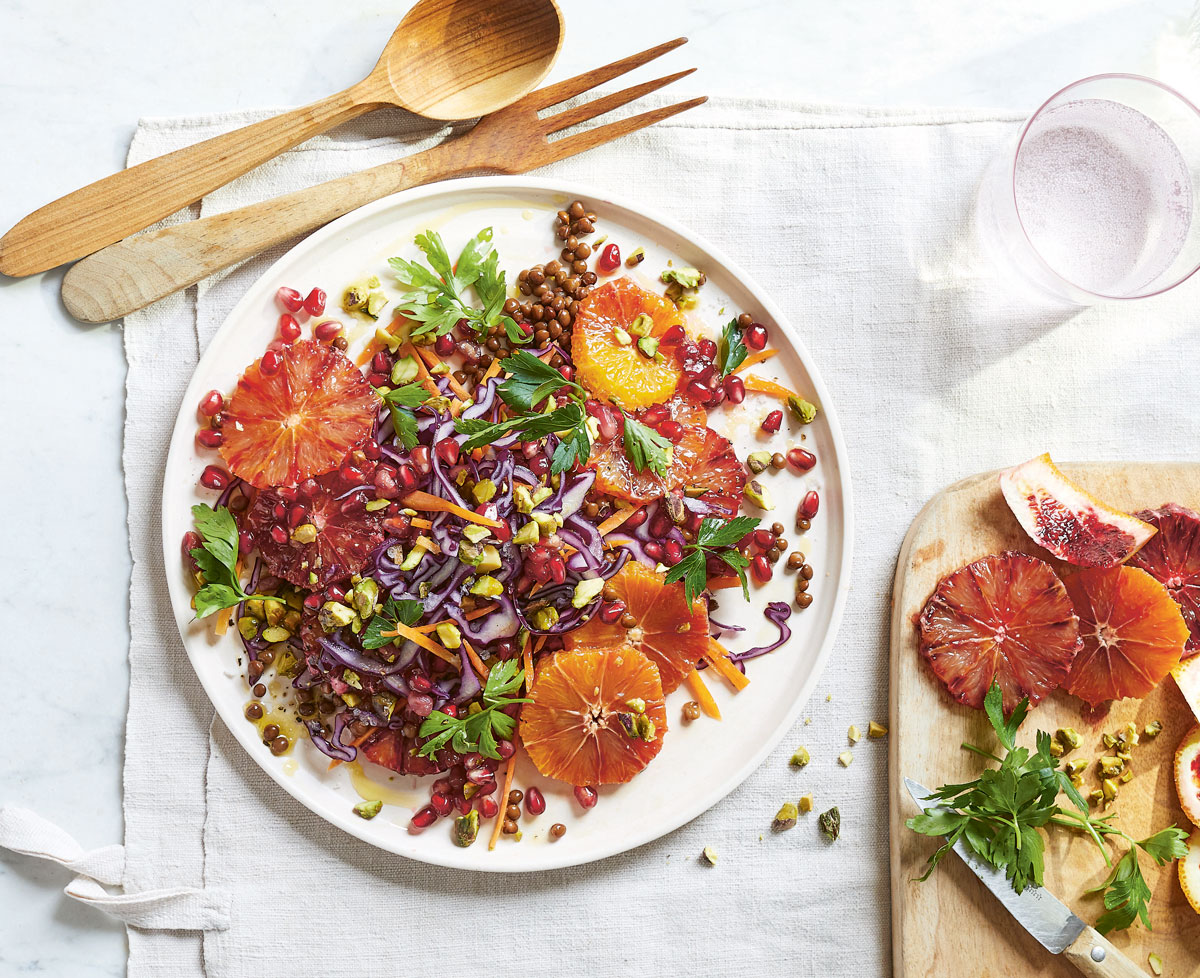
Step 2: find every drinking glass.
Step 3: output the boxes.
[976,74,1200,304]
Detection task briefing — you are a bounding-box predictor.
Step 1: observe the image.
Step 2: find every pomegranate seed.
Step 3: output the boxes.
[649,511,674,539]
[272,502,287,520]
[339,462,364,486]
[396,465,418,491]
[687,361,716,385]
[435,438,460,466]
[496,740,516,760]
[287,505,307,528]
[238,531,253,555]
[432,777,453,794]
[644,541,664,563]
[434,334,455,356]
[640,404,670,426]
[661,323,686,345]
[686,380,713,403]
[199,464,230,490]
[371,351,392,375]
[303,287,326,316]
[196,428,223,448]
[787,448,817,471]
[752,554,772,583]
[723,375,745,404]
[558,365,574,382]
[410,805,438,829]
[599,599,626,624]
[623,507,648,530]
[181,530,201,565]
[326,585,345,603]
[303,593,322,611]
[441,703,458,718]
[597,242,621,272]
[467,766,494,785]
[374,468,399,499]
[656,419,683,441]
[454,795,472,815]
[588,401,624,442]
[528,454,550,477]
[752,529,775,550]
[409,673,433,693]
[197,389,223,417]
[525,786,546,815]
[430,792,453,817]
[697,338,717,359]
[278,314,301,343]
[407,692,434,717]
[761,410,783,433]
[799,490,820,520]
[548,554,567,585]
[314,320,343,342]
[269,525,288,545]
[476,795,500,819]
[260,349,282,376]
[744,322,769,350]
[664,540,684,565]
[574,785,598,809]
[410,445,432,476]
[298,478,319,499]
[276,287,303,312]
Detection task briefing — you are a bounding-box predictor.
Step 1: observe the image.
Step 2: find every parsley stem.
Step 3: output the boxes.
[960,742,1002,763]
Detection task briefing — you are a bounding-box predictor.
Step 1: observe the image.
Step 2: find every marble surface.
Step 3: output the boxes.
[0,0,1193,974]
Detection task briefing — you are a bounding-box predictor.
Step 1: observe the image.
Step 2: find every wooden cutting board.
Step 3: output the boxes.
[889,463,1200,978]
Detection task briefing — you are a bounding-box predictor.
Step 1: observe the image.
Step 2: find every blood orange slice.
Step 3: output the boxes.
[998,454,1156,568]
[1130,503,1200,658]
[590,397,744,511]
[243,472,385,588]
[571,278,684,411]
[1176,725,1200,830]
[1181,827,1200,916]
[918,552,1082,713]
[564,560,708,693]
[1063,565,1189,705]
[360,727,446,777]
[1175,656,1200,725]
[220,339,377,488]
[519,644,667,785]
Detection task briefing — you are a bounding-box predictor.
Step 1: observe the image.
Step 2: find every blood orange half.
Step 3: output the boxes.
[519,644,667,786]
[1181,829,1200,916]
[1063,565,1189,705]
[1130,503,1200,658]
[999,454,1156,568]
[564,560,708,693]
[1176,725,1200,830]
[571,278,683,411]
[220,339,377,488]
[918,551,1082,713]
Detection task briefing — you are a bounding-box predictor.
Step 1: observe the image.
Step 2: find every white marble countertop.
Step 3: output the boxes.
[0,0,1191,973]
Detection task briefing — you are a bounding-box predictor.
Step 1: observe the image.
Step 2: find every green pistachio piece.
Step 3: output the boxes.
[572,577,606,609]
[462,524,491,544]
[342,286,367,312]
[291,523,318,544]
[743,479,775,510]
[375,325,402,354]
[512,522,540,545]
[847,724,862,744]
[476,545,502,574]
[1144,719,1163,739]
[837,750,854,767]
[1065,757,1088,776]
[746,451,772,474]
[1101,777,1119,803]
[789,747,810,769]
[787,396,818,424]
[531,486,555,507]
[613,326,633,346]
[373,691,397,720]
[818,806,841,841]
[514,486,535,514]
[365,292,389,319]
[1048,740,1065,758]
[1055,726,1083,750]
[237,616,260,641]
[798,794,813,813]
[390,356,419,385]
[1098,755,1125,777]
[472,479,497,504]
[867,721,888,739]
[629,313,654,337]
[626,697,646,714]
[318,601,357,632]
[470,575,504,598]
[531,512,561,537]
[366,275,381,289]
[353,799,383,820]
[637,336,660,358]
[532,606,560,631]
[261,625,291,643]
[436,621,462,650]
[400,545,425,571]
[661,266,702,288]
[634,714,656,741]
[701,845,718,866]
[364,498,390,512]
[772,802,799,831]
[453,810,479,847]
[245,598,266,620]
[350,579,379,620]
[342,668,362,690]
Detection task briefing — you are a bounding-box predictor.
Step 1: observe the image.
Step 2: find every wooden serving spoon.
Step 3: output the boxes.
[0,0,563,278]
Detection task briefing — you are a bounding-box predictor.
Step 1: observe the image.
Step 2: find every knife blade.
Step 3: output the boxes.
[903,776,1087,954]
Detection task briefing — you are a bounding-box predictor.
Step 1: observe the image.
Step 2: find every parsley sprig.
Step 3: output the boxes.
[621,411,673,478]
[375,381,429,450]
[389,228,529,345]
[665,515,760,604]
[908,681,1188,933]
[189,504,284,619]
[715,318,747,379]
[361,597,423,650]
[417,658,530,759]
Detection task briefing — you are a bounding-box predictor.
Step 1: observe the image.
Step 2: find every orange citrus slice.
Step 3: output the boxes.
[1130,503,1200,656]
[571,278,683,411]
[1177,725,1200,830]
[1063,565,1189,705]
[1180,827,1200,916]
[999,453,1156,568]
[519,644,667,785]
[1175,656,1200,725]
[565,560,709,694]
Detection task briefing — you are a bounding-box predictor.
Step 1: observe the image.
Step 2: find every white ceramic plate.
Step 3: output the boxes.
[162,176,854,871]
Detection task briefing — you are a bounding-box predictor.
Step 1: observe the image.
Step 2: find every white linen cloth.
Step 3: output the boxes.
[8,92,1200,977]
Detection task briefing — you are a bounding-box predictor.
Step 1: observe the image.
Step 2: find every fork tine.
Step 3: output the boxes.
[543,96,708,164]
[542,69,697,136]
[529,37,688,111]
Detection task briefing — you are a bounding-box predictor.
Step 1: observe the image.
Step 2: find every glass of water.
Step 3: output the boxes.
[976,74,1200,304]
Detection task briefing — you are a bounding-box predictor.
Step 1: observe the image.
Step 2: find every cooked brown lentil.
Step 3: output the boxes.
[502,819,519,835]
[770,452,786,470]
[508,789,523,804]
[245,702,264,721]
[506,804,521,820]
[550,822,567,839]
[787,552,804,570]
[801,564,814,580]
[796,592,813,609]
[252,683,266,697]
[737,312,753,328]
[620,612,638,629]
[270,736,290,755]
[683,701,701,721]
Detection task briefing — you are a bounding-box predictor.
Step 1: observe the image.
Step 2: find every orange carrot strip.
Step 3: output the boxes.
[378,620,459,666]
[742,375,798,400]
[707,577,744,590]
[214,608,231,636]
[706,639,750,691]
[415,345,471,401]
[480,358,503,386]
[488,757,518,851]
[523,633,536,694]
[413,606,496,635]
[400,342,442,398]
[462,639,490,680]
[684,668,722,719]
[410,517,433,530]
[732,348,779,374]
[401,490,502,527]
[598,506,641,536]
[413,534,441,556]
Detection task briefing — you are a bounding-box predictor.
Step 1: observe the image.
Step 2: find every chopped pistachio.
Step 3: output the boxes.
[1064,757,1088,777]
[365,291,389,319]
[342,668,362,690]
[532,606,559,631]
[1098,755,1124,778]
[472,479,497,504]
[1148,952,1163,976]
[1102,732,1118,750]
[373,691,397,720]
[531,486,554,507]
[1118,722,1140,747]
[746,450,772,474]
[514,486,535,514]
[1144,719,1163,739]
[789,746,810,769]
[453,810,480,847]
[436,622,462,650]
[462,524,490,544]
[237,616,260,641]
[1048,740,1065,758]
[261,625,291,643]
[772,802,799,831]
[350,578,379,620]
[867,720,889,739]
[612,326,633,346]
[512,521,540,545]
[470,575,503,598]
[340,690,361,707]
[291,523,318,544]
[1069,774,1084,789]
[1116,748,1133,763]
[245,598,266,620]
[342,285,368,312]
[798,794,814,813]
[626,697,646,714]
[353,799,383,820]
[318,601,357,632]
[838,750,854,768]
[787,395,818,424]
[743,479,775,510]
[634,714,656,741]
[818,806,841,841]
[1088,789,1104,807]
[1055,727,1082,751]
[1119,769,1134,784]
[848,724,862,744]
[390,356,419,385]
[572,577,606,609]
[429,362,449,377]
[629,313,654,337]
[701,845,718,866]
[375,325,402,354]
[625,246,645,268]
[531,512,561,537]
[366,275,380,289]
[399,546,424,571]
[661,266,702,288]
[637,336,660,358]
[477,544,502,574]
[1101,777,1118,803]
[365,498,390,512]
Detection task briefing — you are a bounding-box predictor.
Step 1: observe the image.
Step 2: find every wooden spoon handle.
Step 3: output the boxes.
[0,85,381,278]
[60,140,483,323]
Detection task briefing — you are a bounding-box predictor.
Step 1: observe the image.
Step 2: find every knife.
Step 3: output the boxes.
[903,778,1149,978]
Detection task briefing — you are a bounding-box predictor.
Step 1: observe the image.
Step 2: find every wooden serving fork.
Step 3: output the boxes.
[61,39,703,324]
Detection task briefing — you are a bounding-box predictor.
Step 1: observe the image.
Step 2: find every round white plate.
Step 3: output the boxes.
[162,176,854,871]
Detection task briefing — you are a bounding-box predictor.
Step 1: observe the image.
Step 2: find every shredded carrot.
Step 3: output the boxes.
[707,577,744,590]
[415,345,471,401]
[214,608,231,636]
[410,517,433,530]
[742,375,798,400]
[480,358,503,386]
[413,534,441,556]
[598,506,641,536]
[706,639,750,691]
[684,668,722,719]
[732,348,778,374]
[522,633,536,694]
[488,757,518,851]
[413,605,497,635]
[400,341,442,398]
[378,620,459,666]
[462,639,490,680]
[401,490,502,527]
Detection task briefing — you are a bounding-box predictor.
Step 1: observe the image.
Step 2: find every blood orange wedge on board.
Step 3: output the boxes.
[1176,725,1200,830]
[590,397,744,511]
[998,453,1156,568]
[1062,565,1189,705]
[571,278,684,411]
[220,339,378,488]
[243,472,385,588]
[564,560,708,694]
[1130,503,1200,658]
[918,552,1082,713]
[519,644,667,785]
